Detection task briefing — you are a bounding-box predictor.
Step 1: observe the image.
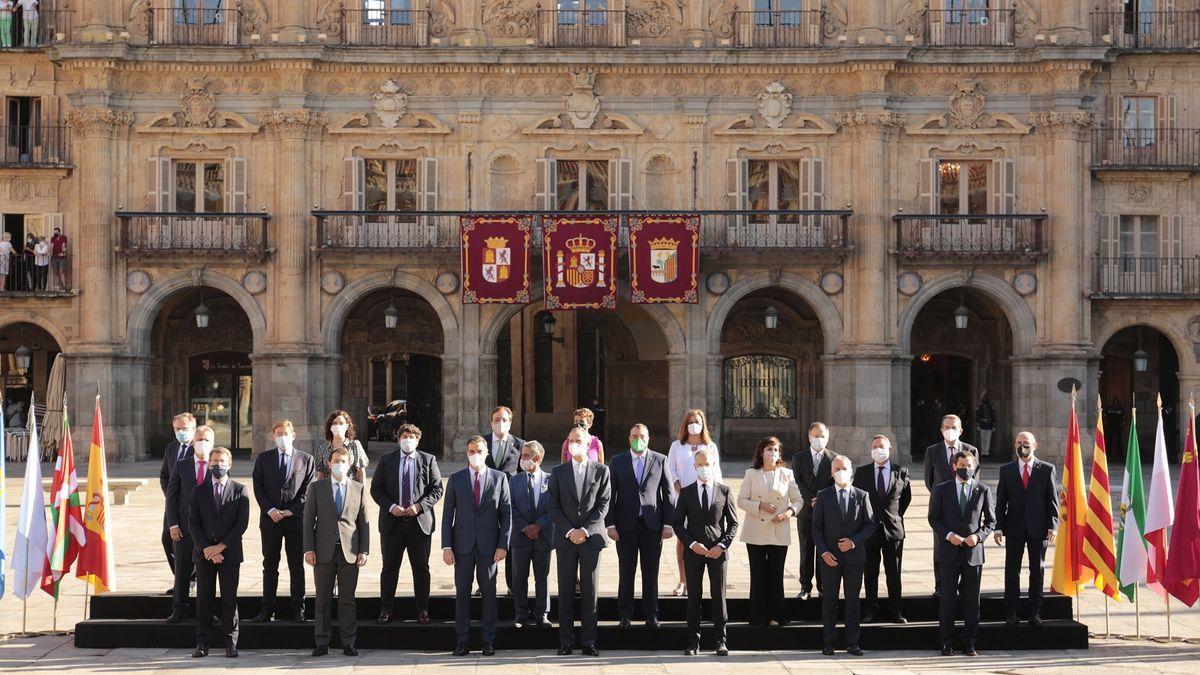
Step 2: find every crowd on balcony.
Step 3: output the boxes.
[0,225,68,293]
[0,0,41,48]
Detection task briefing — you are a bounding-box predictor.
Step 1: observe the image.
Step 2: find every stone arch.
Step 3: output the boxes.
[322,270,460,357]
[898,273,1037,355]
[127,269,268,356]
[0,314,70,351]
[706,271,843,356]
[1092,316,1193,371]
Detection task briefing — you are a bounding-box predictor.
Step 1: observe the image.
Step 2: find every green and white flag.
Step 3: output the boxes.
[1116,410,1148,601]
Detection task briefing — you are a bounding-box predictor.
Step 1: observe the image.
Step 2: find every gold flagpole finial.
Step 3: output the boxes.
[1156,392,1163,409]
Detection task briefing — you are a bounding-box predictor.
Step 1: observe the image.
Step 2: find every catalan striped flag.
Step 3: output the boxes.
[1082,394,1122,600]
[1052,387,1093,596]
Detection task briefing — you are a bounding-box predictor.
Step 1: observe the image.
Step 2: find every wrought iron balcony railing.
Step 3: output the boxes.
[923,9,1015,46]
[733,10,823,48]
[893,213,1047,261]
[340,8,430,46]
[537,8,626,47]
[0,8,72,48]
[1092,128,1200,169]
[149,7,242,45]
[1092,11,1200,50]
[1092,256,1200,298]
[0,124,70,167]
[116,212,269,259]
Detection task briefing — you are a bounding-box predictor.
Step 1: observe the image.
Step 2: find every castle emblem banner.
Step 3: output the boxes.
[629,214,699,304]
[461,215,532,304]
[544,215,618,310]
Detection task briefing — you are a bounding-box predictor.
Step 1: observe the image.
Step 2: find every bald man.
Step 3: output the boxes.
[994,432,1059,628]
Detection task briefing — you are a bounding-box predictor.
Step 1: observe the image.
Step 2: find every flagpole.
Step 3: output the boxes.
[52,588,58,634]
[1134,582,1140,638]
[83,581,90,621]
[1103,592,1110,638]
[1165,594,1171,642]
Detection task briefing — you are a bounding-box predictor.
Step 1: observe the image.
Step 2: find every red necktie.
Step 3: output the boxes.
[1022,463,1030,489]
[196,461,206,485]
[473,471,481,509]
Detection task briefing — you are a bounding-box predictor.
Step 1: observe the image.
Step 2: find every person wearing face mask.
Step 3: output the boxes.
[165,425,215,623]
[812,455,874,657]
[994,431,1059,628]
[187,447,249,659]
[314,410,369,483]
[791,421,835,601]
[371,423,444,625]
[605,423,674,629]
[442,436,512,657]
[922,414,979,596]
[508,441,553,629]
[160,412,198,583]
[560,407,605,463]
[304,447,370,657]
[737,436,802,627]
[674,447,737,657]
[483,405,524,475]
[852,434,912,624]
[547,425,611,657]
[666,409,721,596]
[928,450,995,657]
[248,420,317,624]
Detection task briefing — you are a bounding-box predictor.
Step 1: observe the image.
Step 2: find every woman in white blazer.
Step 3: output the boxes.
[738,436,803,626]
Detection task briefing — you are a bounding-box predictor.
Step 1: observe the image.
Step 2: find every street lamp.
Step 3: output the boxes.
[1133,329,1149,373]
[384,304,399,329]
[541,313,564,344]
[953,293,969,330]
[194,298,210,328]
[764,305,779,330]
[14,343,31,373]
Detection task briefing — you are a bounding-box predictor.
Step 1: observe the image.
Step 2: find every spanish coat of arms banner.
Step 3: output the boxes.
[543,215,618,310]
[461,215,532,304]
[628,214,699,304]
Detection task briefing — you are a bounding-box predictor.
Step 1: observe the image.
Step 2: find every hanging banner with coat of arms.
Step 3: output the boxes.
[628,214,699,304]
[461,215,532,304]
[543,215,618,310]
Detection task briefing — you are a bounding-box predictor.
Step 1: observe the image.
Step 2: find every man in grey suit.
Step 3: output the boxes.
[509,441,553,628]
[547,433,612,657]
[791,421,836,600]
[303,447,370,657]
[813,455,875,656]
[922,414,980,596]
[443,436,512,656]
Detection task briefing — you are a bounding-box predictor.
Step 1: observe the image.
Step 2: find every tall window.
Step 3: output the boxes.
[174,161,225,213]
[364,0,413,25]
[723,355,797,419]
[533,312,555,413]
[177,0,224,25]
[1119,215,1159,273]
[558,0,608,25]
[937,160,989,215]
[754,0,804,25]
[1124,0,1154,35]
[555,160,609,211]
[946,0,990,24]
[364,159,418,211]
[1121,96,1157,147]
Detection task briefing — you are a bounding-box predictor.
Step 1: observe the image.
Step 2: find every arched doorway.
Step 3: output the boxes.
[0,321,62,446]
[1100,325,1181,463]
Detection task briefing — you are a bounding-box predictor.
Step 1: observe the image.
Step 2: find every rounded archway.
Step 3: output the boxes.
[0,320,62,432]
[1099,325,1182,463]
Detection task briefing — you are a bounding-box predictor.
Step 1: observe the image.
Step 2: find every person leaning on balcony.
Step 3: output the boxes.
[0,232,12,291]
[21,233,34,290]
[33,235,49,291]
[50,225,67,291]
[16,0,36,47]
[0,1,14,48]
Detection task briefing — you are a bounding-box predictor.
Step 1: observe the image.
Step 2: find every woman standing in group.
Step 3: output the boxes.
[0,232,13,291]
[560,407,604,464]
[313,410,369,482]
[738,436,802,626]
[665,408,721,596]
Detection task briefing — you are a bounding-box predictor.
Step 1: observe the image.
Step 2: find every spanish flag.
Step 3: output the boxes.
[76,395,115,593]
[1052,388,1092,596]
[1082,394,1122,600]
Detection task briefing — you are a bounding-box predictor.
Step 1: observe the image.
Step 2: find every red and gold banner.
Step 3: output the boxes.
[543,215,618,310]
[629,214,699,304]
[461,215,532,304]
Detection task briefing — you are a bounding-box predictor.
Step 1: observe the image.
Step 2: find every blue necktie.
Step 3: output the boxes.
[334,483,344,515]
[635,456,644,485]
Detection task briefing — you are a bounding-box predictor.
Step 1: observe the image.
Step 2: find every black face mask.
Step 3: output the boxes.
[1017,444,1033,459]
[212,465,230,479]
[955,467,971,481]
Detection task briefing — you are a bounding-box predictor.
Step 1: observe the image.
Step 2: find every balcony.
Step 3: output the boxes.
[893,213,1047,262]
[1092,11,1200,50]
[0,9,72,49]
[1092,128,1200,170]
[537,8,626,47]
[1,125,71,168]
[149,7,242,46]
[733,10,823,48]
[1092,256,1200,298]
[116,212,269,260]
[923,9,1015,47]
[340,8,430,47]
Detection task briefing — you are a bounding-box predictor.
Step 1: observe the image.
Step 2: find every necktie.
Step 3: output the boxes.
[334,482,344,515]
[812,453,820,475]
[179,444,191,461]
[575,464,585,500]
[840,488,848,518]
[701,484,710,512]
[214,481,223,506]
[494,438,503,465]
[401,455,412,508]
[279,451,287,478]
[959,482,968,517]
[473,471,482,509]
[196,460,206,485]
[635,456,644,485]
[877,465,886,496]
[1022,463,1031,489]
[527,472,536,508]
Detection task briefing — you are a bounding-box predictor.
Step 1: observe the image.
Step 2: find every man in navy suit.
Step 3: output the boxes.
[852,434,912,623]
[813,455,875,656]
[994,431,1059,627]
[187,447,250,658]
[508,440,553,628]
[166,424,214,622]
[605,423,674,629]
[923,414,980,596]
[483,406,523,594]
[928,450,996,657]
[792,421,836,600]
[249,419,317,623]
[442,436,512,657]
[160,412,197,579]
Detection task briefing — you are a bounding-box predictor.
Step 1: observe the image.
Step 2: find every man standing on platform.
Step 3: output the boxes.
[813,455,874,656]
[994,431,1059,627]
[792,421,835,600]
[923,414,979,596]
[509,441,553,629]
[853,434,911,624]
[483,405,522,594]
[928,450,995,657]
[187,447,249,658]
[373,423,443,625]
[249,420,316,624]
[606,423,674,629]
[166,424,213,622]
[674,447,737,657]
[160,412,196,585]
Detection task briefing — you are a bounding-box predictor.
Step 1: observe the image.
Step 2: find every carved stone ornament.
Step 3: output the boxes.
[948,81,985,129]
[242,271,268,295]
[260,110,329,137]
[435,272,459,294]
[178,78,218,128]
[628,0,680,39]
[565,69,601,130]
[373,80,410,129]
[64,109,135,137]
[897,271,923,296]
[706,272,731,295]
[1012,272,1037,296]
[1129,183,1152,203]
[321,271,346,295]
[127,270,152,294]
[483,0,537,38]
[820,271,844,295]
[757,82,793,130]
[1029,111,1099,131]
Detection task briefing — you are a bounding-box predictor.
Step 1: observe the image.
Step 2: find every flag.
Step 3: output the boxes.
[76,396,115,593]
[1052,389,1093,595]
[42,398,86,597]
[1144,395,1175,598]
[0,395,7,599]
[1163,401,1199,606]
[1082,394,1122,600]
[10,394,50,599]
[1117,405,1148,601]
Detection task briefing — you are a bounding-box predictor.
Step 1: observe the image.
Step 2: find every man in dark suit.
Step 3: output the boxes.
[922,414,980,596]
[547,430,611,657]
[605,423,674,629]
[791,421,835,600]
[442,436,512,656]
[994,431,1059,627]
[814,455,875,656]
[673,447,737,657]
[928,450,996,657]
[853,434,912,623]
[165,424,214,622]
[159,412,197,581]
[187,447,249,658]
[248,419,316,623]
[483,406,523,594]
[372,423,443,625]
[509,441,553,628]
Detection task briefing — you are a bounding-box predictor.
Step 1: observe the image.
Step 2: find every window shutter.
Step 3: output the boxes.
[44,212,63,235]
[607,158,633,210]
[808,157,825,209]
[148,156,171,210]
[1106,95,1119,130]
[1100,214,1120,258]
[992,158,1016,214]
[227,156,248,212]
[342,156,365,210]
[918,158,936,212]
[535,157,557,210]
[1163,214,1182,258]
[421,157,440,245]
[1158,95,1178,132]
[725,158,747,209]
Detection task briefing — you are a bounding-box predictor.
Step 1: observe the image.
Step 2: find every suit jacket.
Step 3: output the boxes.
[166,455,211,532]
[251,447,317,528]
[927,479,996,567]
[546,459,611,551]
[852,462,912,541]
[737,467,803,547]
[303,477,370,564]
[509,468,553,551]
[791,447,836,524]
[441,467,512,556]
[673,481,738,560]
[159,440,193,494]
[995,459,1059,540]
[812,484,875,566]
[370,449,443,536]
[922,441,980,490]
[483,432,524,475]
[604,450,674,533]
[187,478,250,564]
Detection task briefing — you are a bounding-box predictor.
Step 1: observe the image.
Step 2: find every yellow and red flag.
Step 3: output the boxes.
[1082,394,1122,600]
[76,395,115,593]
[1052,387,1093,596]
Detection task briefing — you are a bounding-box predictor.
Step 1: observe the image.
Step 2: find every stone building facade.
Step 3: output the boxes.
[1,0,1198,466]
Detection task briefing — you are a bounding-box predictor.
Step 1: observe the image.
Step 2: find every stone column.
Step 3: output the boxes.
[276,0,311,42]
[844,0,892,43]
[450,0,484,46]
[75,0,118,42]
[1040,0,1090,45]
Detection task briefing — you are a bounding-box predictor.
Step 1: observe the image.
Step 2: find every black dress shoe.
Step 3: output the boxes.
[417,610,430,624]
[796,590,811,601]
[964,645,978,657]
[715,642,729,657]
[582,646,600,656]
[343,645,358,657]
[225,646,238,658]
[683,647,697,656]
[893,612,908,624]
[312,646,329,657]
[247,609,273,623]
[646,617,661,630]
[453,644,470,656]
[482,643,496,656]
[293,606,307,622]
[941,644,955,656]
[514,619,526,629]
[472,588,482,597]
[847,645,863,656]
[166,611,184,623]
[533,616,548,628]
[377,611,393,625]
[557,645,573,656]
[191,646,208,658]
[821,647,835,656]
[618,617,632,629]
[1030,613,1043,628]
[1005,614,1019,627]
[862,608,876,623]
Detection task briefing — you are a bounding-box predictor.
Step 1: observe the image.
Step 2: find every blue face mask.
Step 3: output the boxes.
[176,429,194,443]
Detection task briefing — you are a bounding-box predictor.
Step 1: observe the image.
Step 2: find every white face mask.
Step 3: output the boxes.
[399,438,418,454]
[695,465,712,482]
[762,450,780,466]
[519,458,536,473]
[871,446,890,464]
[275,435,291,451]
[942,428,961,443]
[331,424,349,438]
[569,443,588,459]
[687,422,703,436]
[467,452,486,469]
[810,436,828,451]
[833,469,852,487]
[329,462,348,479]
[194,439,213,458]
[492,420,511,436]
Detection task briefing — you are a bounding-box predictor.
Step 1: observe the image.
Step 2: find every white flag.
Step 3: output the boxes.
[10,395,50,599]
[1144,397,1175,597]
